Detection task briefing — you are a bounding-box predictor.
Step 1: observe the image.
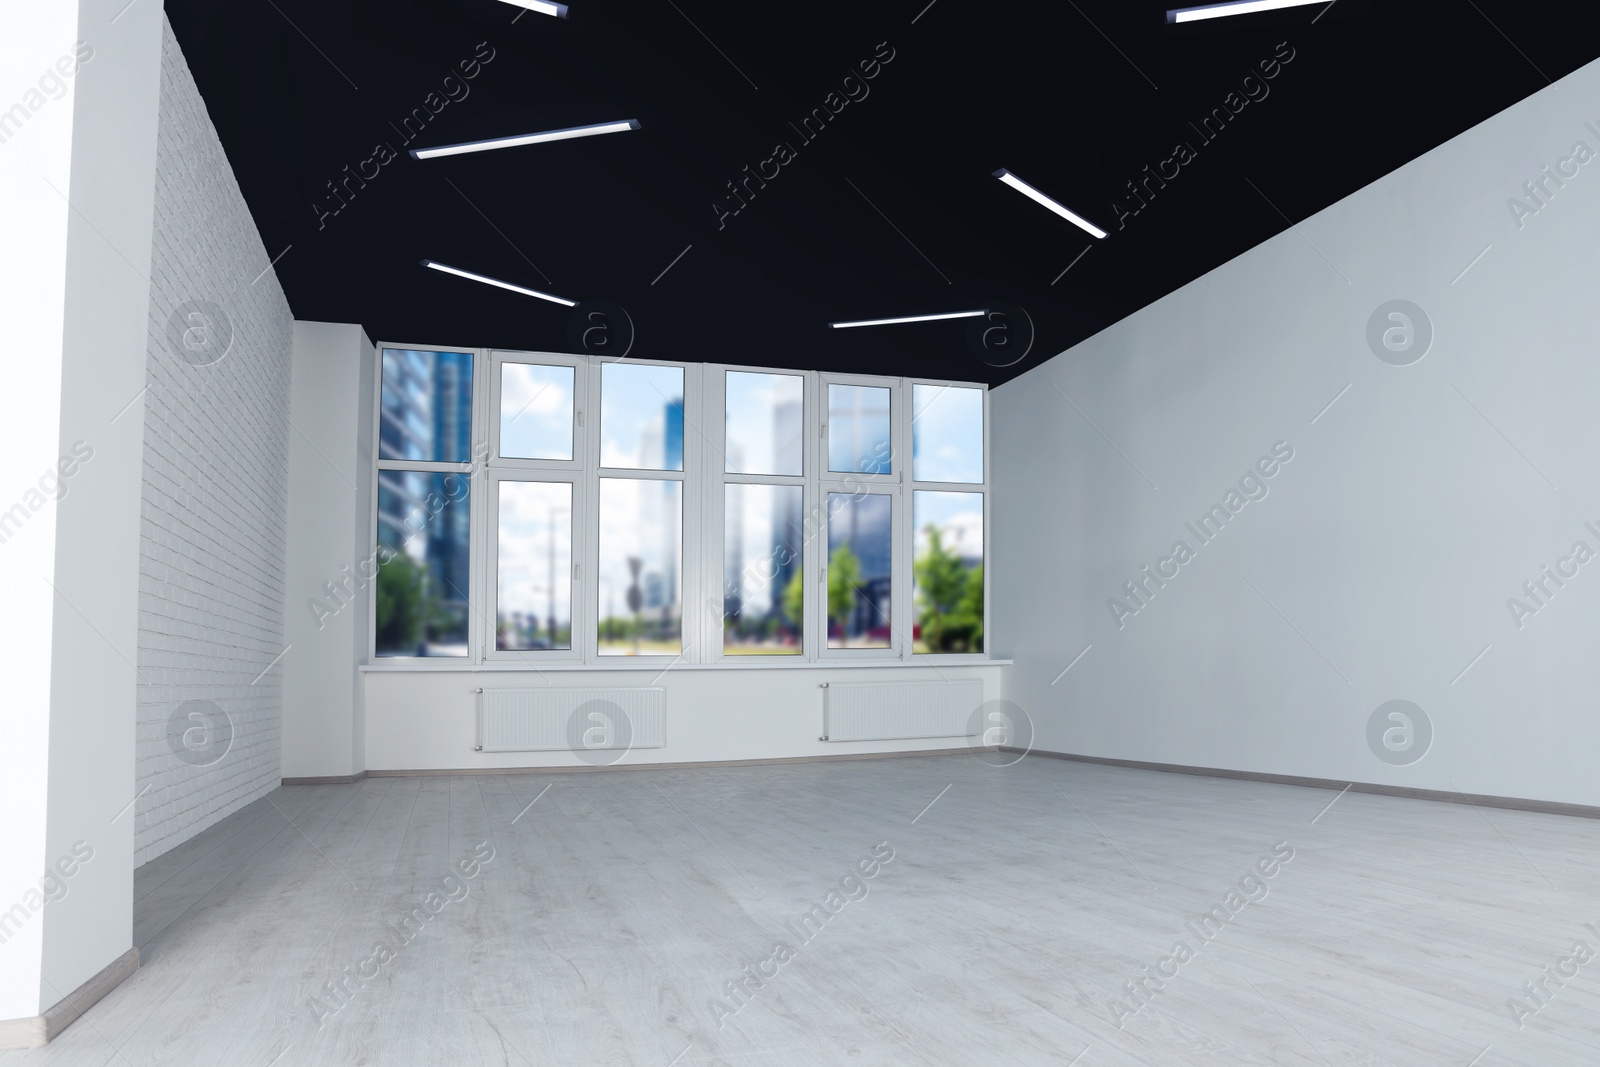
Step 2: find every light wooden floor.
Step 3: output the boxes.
[9,754,1600,1065]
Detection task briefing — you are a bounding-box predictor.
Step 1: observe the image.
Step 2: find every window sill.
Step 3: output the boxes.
[359,657,1011,673]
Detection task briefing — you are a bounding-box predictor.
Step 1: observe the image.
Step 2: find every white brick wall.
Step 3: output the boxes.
[134,18,294,865]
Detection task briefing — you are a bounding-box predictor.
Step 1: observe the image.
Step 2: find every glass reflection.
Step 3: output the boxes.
[375,470,471,656]
[913,491,983,654]
[500,363,574,460]
[598,478,682,655]
[725,371,803,476]
[827,384,892,474]
[912,384,983,483]
[602,364,684,471]
[723,484,803,654]
[380,349,473,463]
[497,481,573,650]
[826,492,892,648]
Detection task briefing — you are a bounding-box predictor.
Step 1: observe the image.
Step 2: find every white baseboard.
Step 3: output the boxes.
[0,946,139,1050]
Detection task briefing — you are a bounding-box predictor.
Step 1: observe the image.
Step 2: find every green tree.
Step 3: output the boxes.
[424,579,464,643]
[782,569,804,630]
[375,550,424,651]
[826,545,862,635]
[599,615,637,643]
[915,526,969,651]
[954,563,983,652]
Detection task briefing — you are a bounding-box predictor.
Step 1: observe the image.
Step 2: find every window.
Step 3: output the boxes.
[718,370,807,656]
[726,371,803,476]
[381,349,474,463]
[483,351,587,662]
[375,350,475,657]
[912,383,983,484]
[499,362,575,461]
[369,348,985,664]
[827,383,893,475]
[495,480,573,650]
[597,478,682,654]
[818,375,902,656]
[910,384,987,654]
[913,491,983,653]
[601,363,684,471]
[827,492,893,649]
[724,483,804,654]
[597,363,687,655]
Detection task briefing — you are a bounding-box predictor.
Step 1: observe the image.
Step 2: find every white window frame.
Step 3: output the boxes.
[905,378,992,663]
[589,357,701,667]
[484,350,588,663]
[491,350,586,472]
[485,470,585,664]
[369,343,481,663]
[704,365,814,663]
[366,343,988,669]
[817,373,903,659]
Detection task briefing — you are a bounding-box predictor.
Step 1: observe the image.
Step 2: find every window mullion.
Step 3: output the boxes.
[582,356,599,664]
[806,371,822,661]
[706,366,724,664]
[902,378,911,662]
[683,362,702,665]
[910,480,988,493]
[471,347,490,665]
[376,459,471,473]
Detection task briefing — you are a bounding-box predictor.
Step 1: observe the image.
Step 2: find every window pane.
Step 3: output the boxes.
[913,492,984,654]
[826,492,892,649]
[375,470,471,657]
[827,384,892,474]
[497,481,573,650]
[598,478,682,655]
[725,371,803,476]
[380,349,474,462]
[601,363,684,470]
[500,363,574,460]
[912,385,984,483]
[724,484,803,655]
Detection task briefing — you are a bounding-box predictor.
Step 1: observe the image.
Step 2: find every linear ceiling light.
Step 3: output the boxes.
[993,169,1107,240]
[421,260,576,307]
[829,310,987,329]
[496,0,569,17]
[1168,0,1326,23]
[410,119,640,160]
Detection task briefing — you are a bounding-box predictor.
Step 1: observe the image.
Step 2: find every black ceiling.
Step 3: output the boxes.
[165,0,1593,386]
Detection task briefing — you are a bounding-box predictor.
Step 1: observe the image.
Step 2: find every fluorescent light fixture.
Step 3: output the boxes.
[496,0,569,17]
[410,119,640,160]
[993,169,1107,240]
[829,310,987,329]
[1168,0,1326,23]
[421,260,576,307]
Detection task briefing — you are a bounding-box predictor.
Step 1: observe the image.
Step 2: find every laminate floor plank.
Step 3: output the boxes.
[9,755,1600,1066]
[130,784,341,947]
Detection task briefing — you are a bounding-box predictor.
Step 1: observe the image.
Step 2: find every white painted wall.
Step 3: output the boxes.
[282,322,375,780]
[130,17,295,865]
[279,325,1003,777]
[363,665,1004,771]
[0,0,162,1023]
[993,56,1600,808]
[0,0,85,1022]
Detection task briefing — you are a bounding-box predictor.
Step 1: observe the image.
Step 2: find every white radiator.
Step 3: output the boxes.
[476,688,665,753]
[821,681,983,742]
